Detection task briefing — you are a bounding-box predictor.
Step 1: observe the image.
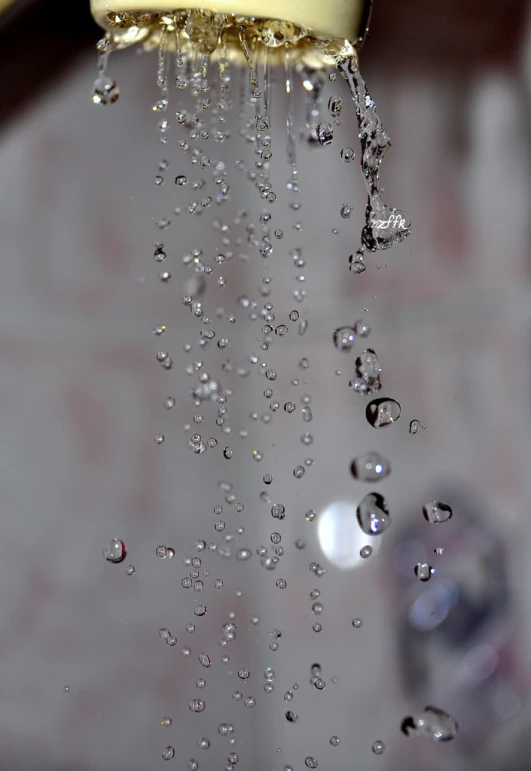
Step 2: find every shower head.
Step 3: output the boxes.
[90,0,373,65]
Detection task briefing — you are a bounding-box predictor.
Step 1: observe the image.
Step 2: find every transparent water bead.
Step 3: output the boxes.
[423,501,453,524]
[366,398,401,428]
[333,326,356,352]
[372,740,385,755]
[162,746,175,760]
[357,493,390,535]
[351,451,391,483]
[354,349,382,394]
[92,74,119,105]
[401,706,458,742]
[341,147,355,163]
[317,122,333,145]
[103,538,126,563]
[349,251,366,274]
[305,758,318,769]
[415,562,435,582]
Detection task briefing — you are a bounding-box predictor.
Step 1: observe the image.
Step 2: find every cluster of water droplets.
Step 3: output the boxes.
[91,13,461,767]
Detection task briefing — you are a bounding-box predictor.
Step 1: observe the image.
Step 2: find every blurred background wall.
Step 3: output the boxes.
[0,1,531,770]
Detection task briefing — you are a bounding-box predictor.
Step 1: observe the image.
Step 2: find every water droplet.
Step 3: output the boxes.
[401,706,458,742]
[275,325,288,336]
[189,698,206,712]
[276,578,287,589]
[328,95,343,117]
[154,434,165,444]
[197,737,210,749]
[333,326,356,352]
[289,310,300,321]
[198,652,211,668]
[355,319,371,337]
[349,251,366,274]
[372,740,385,755]
[284,402,296,414]
[330,736,340,746]
[366,398,401,428]
[341,147,355,163]
[409,419,421,434]
[175,175,188,186]
[161,716,172,727]
[352,618,363,628]
[162,746,175,760]
[423,501,453,524]
[317,122,333,145]
[236,548,252,561]
[305,757,318,769]
[286,710,298,723]
[415,562,435,582]
[360,545,373,559]
[126,565,136,576]
[271,504,286,520]
[223,447,234,459]
[353,349,382,394]
[293,466,305,479]
[351,451,391,483]
[92,74,120,105]
[357,492,390,535]
[341,203,353,219]
[103,538,126,563]
[63,685,70,692]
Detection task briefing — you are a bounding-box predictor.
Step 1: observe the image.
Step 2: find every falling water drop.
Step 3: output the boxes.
[366,398,401,428]
[414,562,435,581]
[351,451,391,483]
[333,326,356,352]
[357,493,390,535]
[92,74,120,105]
[401,706,458,742]
[423,501,453,523]
[103,538,126,564]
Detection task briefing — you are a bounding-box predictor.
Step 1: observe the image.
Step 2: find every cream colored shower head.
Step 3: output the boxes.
[90,0,372,65]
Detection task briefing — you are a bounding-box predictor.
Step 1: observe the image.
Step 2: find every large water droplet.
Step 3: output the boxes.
[333,326,356,352]
[423,501,453,524]
[401,706,458,742]
[357,493,390,535]
[351,349,382,394]
[92,74,120,105]
[415,562,435,582]
[317,122,333,145]
[366,398,401,428]
[351,452,391,483]
[103,538,126,563]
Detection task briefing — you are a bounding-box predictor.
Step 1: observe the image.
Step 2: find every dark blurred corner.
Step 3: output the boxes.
[365,0,529,71]
[0,0,98,130]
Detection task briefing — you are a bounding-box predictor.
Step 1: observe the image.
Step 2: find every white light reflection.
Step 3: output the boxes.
[318,500,380,569]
